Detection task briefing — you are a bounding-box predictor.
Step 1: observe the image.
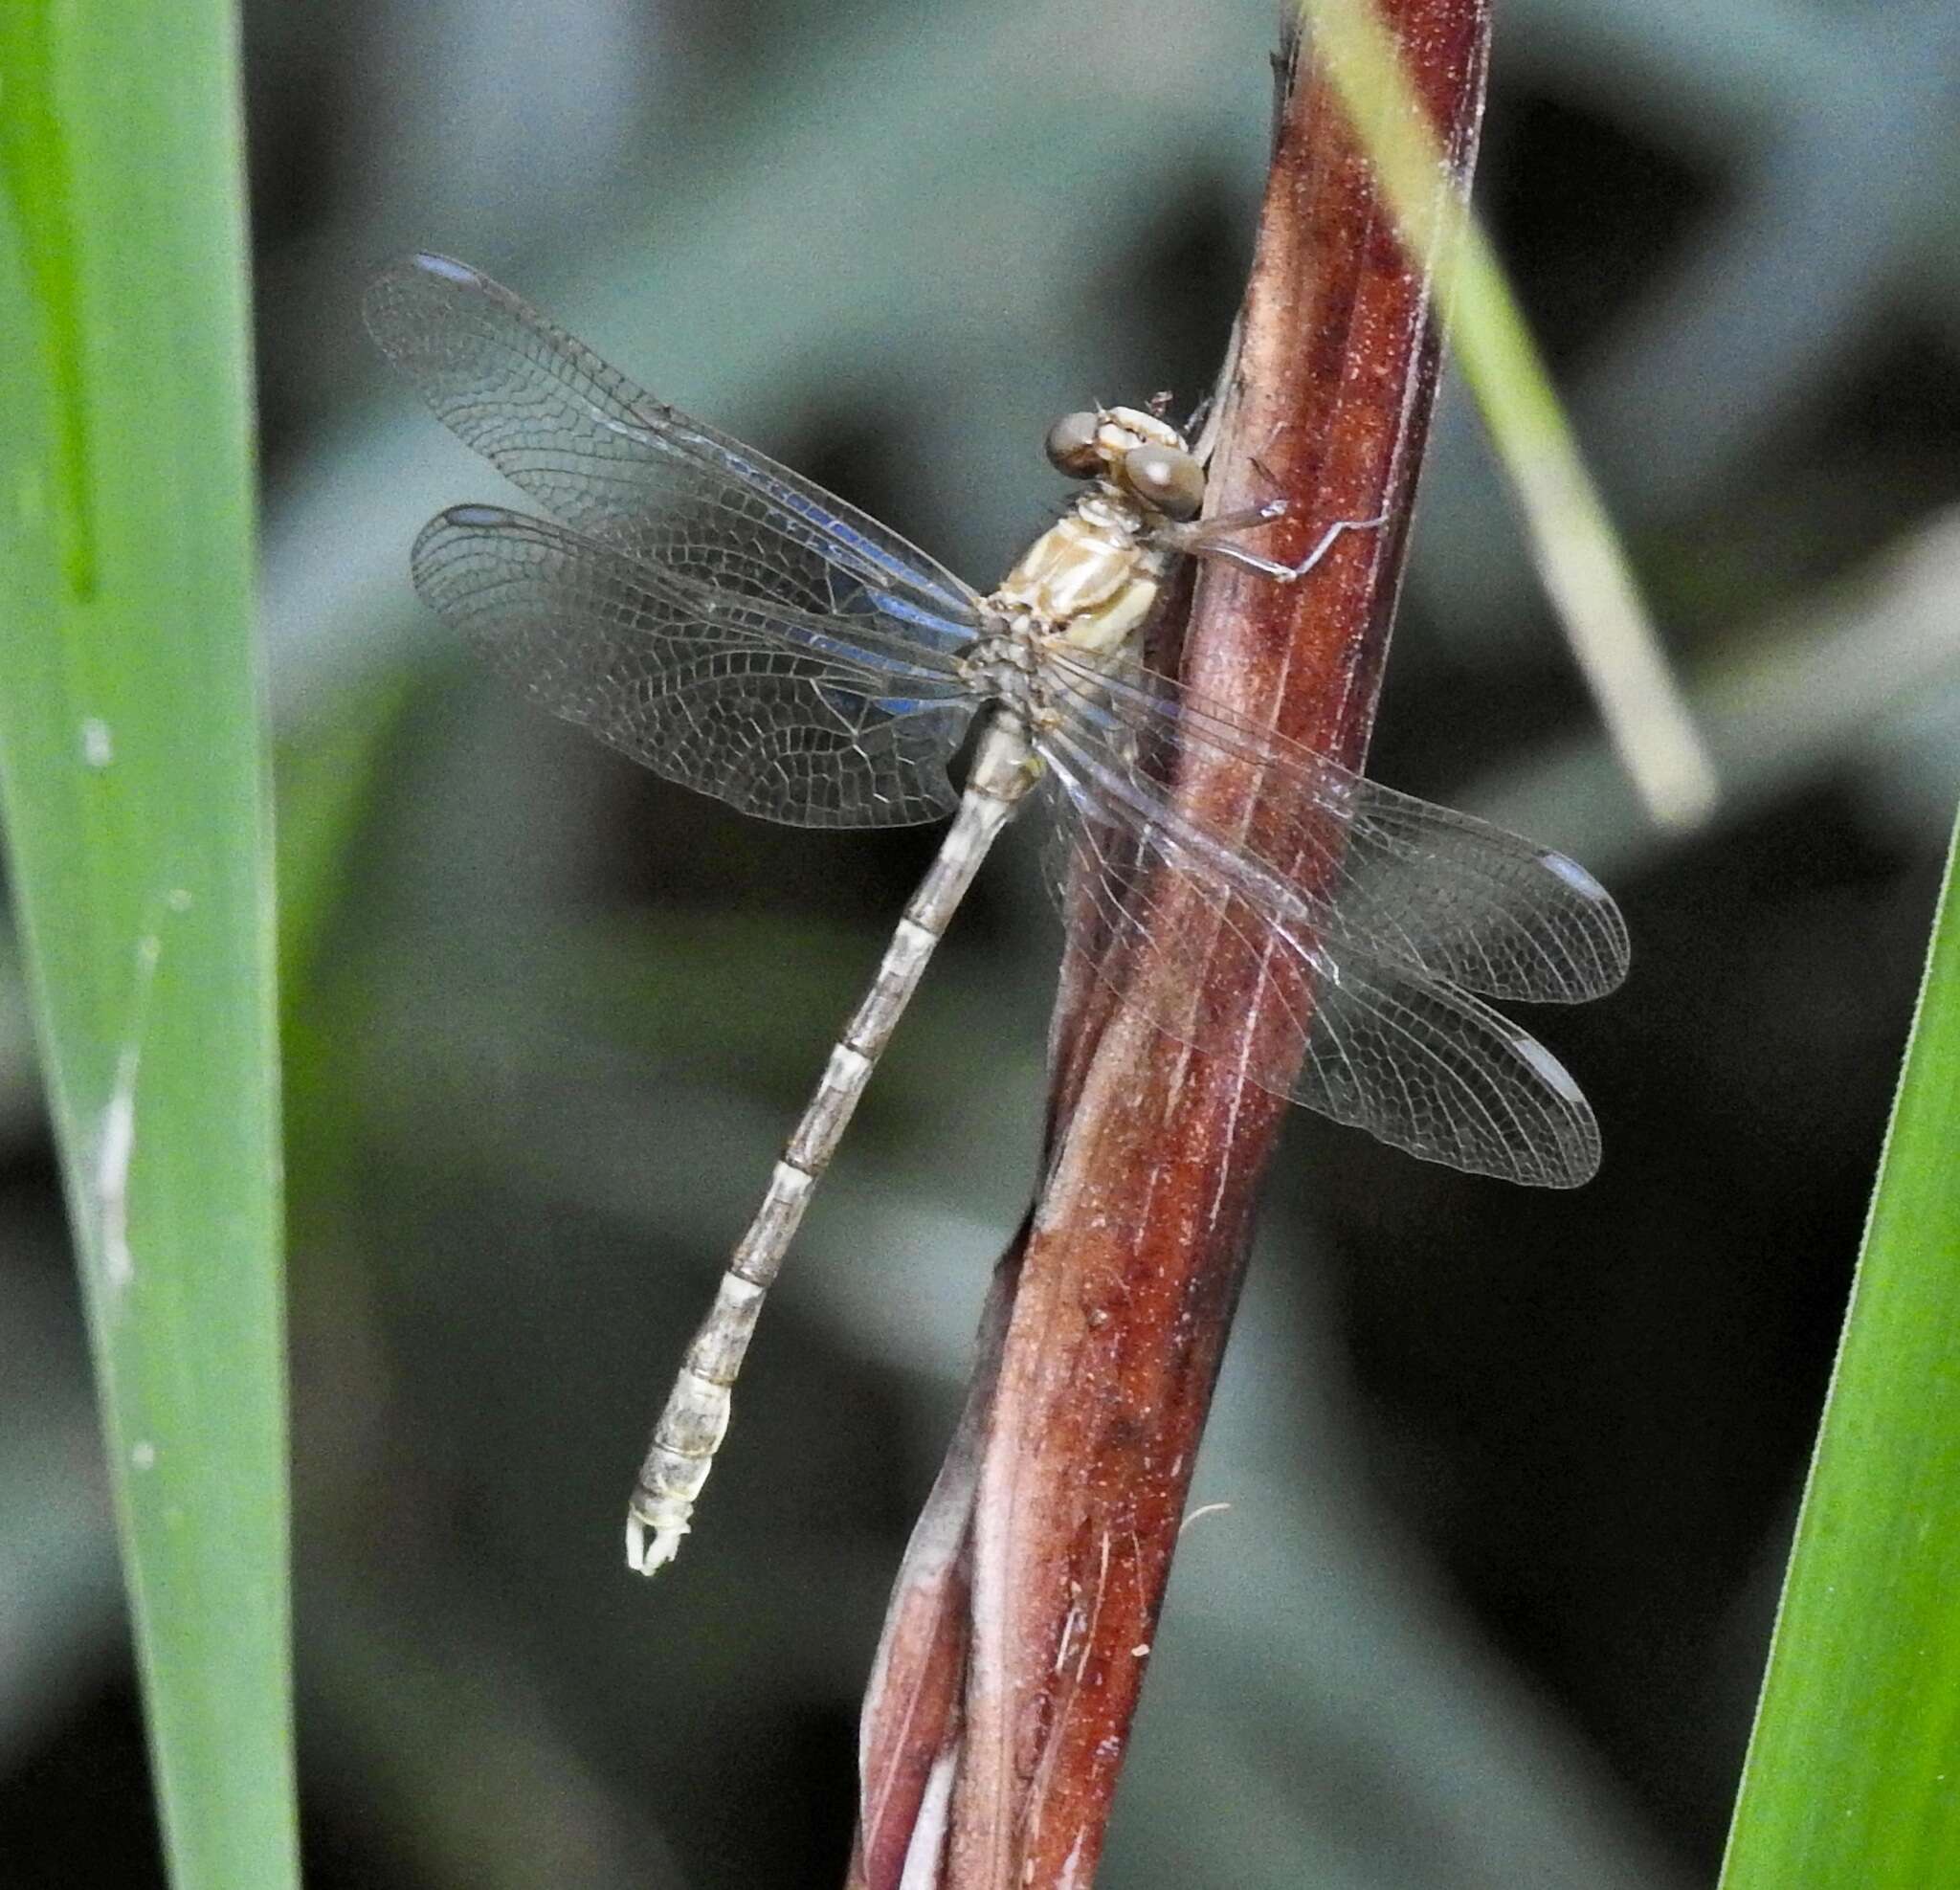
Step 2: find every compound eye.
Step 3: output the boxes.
[1044,411,1102,478]
[1123,444,1205,521]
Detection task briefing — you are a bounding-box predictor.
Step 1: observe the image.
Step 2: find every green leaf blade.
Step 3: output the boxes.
[0,5,297,1886]
[1721,806,1960,1887]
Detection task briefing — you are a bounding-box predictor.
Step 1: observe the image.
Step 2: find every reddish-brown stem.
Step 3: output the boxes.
[851,7,1492,1884]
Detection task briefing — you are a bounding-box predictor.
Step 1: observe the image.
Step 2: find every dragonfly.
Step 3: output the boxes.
[366,253,1629,1575]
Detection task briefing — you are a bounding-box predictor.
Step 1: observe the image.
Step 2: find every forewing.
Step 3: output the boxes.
[414,505,974,829]
[365,253,985,654]
[1045,652,1629,1004]
[1038,724,1603,1188]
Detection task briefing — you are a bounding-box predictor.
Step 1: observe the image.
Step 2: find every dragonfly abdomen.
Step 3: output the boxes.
[626,719,1038,1571]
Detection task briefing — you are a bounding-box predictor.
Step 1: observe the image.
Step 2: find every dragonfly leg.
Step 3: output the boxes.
[1192,498,1290,535]
[1169,502,1389,583]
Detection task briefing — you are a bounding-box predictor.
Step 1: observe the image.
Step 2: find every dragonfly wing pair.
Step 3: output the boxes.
[1036,653,1628,1187]
[366,253,982,829]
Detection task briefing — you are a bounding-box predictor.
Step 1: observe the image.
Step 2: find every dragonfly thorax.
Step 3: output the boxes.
[989,501,1174,656]
[995,403,1207,655]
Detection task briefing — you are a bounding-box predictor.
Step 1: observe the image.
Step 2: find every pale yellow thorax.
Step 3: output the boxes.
[989,403,1190,658]
[991,504,1165,656]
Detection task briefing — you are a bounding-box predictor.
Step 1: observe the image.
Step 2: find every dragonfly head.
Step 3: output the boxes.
[1043,406,1206,523]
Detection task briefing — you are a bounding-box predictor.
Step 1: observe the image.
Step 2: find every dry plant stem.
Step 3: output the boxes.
[852,1249,1014,1887]
[851,7,1491,1884]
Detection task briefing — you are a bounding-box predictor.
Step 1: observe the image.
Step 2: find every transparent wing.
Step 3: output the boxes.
[1038,758,1601,1187]
[365,253,986,656]
[1043,651,1629,1003]
[414,505,978,829]
[1036,664,1619,1187]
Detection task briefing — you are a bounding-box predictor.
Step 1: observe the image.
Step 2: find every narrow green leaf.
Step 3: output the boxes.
[0,5,297,1886]
[1299,0,1717,829]
[1721,803,1960,1887]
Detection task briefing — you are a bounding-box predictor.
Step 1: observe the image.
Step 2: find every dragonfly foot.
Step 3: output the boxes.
[1175,504,1388,583]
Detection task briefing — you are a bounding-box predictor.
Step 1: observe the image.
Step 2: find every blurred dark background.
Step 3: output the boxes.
[5,1,1958,1884]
